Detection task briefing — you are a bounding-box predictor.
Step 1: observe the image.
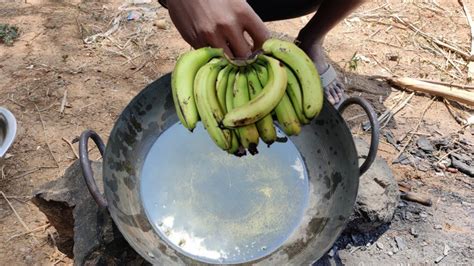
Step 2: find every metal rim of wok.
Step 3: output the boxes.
[78,73,379,265]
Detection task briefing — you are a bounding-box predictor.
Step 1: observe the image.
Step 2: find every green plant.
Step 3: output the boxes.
[0,24,19,46]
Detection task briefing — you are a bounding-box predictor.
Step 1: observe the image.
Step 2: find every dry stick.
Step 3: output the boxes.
[62,137,79,159]
[59,89,68,114]
[393,15,472,60]
[436,147,462,164]
[385,76,474,106]
[431,41,465,77]
[459,0,474,79]
[392,98,436,163]
[444,99,468,125]
[8,223,51,242]
[0,191,39,243]
[419,79,474,90]
[380,93,415,128]
[35,104,60,168]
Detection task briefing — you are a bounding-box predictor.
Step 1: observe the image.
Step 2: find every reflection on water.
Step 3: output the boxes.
[140,123,309,264]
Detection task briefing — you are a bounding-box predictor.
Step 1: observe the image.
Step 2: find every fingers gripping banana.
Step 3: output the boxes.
[262,39,323,119]
[172,47,224,130]
[285,66,310,124]
[233,70,259,154]
[247,68,277,145]
[193,59,232,150]
[223,55,287,128]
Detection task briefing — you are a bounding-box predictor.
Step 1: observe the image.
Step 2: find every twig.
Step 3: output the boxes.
[59,89,68,114]
[34,104,60,168]
[392,98,436,163]
[398,184,433,206]
[393,15,472,60]
[7,167,55,181]
[369,54,394,75]
[62,137,79,159]
[0,191,39,243]
[444,99,468,125]
[459,0,474,79]
[8,223,51,241]
[380,92,415,128]
[436,148,462,164]
[400,191,433,206]
[8,98,26,108]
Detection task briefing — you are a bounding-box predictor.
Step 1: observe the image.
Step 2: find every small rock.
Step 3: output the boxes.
[420,212,428,218]
[388,251,394,256]
[386,53,399,61]
[395,236,407,251]
[393,247,399,254]
[376,242,384,250]
[446,167,459,173]
[451,152,472,162]
[435,255,445,264]
[443,244,450,256]
[417,137,434,152]
[328,248,335,258]
[155,19,168,30]
[346,139,399,233]
[451,158,474,177]
[410,227,419,238]
[434,224,443,230]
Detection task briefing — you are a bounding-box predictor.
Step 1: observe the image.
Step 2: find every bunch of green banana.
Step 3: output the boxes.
[171,38,324,155]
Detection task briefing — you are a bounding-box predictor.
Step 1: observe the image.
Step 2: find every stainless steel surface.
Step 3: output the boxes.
[97,73,360,265]
[0,107,17,158]
[140,123,309,264]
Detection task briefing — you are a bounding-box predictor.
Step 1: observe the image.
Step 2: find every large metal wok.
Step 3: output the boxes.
[79,73,379,265]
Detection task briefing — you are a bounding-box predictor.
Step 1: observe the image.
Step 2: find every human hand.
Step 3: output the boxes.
[167,0,269,58]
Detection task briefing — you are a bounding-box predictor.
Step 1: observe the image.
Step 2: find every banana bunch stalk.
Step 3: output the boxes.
[171,39,323,155]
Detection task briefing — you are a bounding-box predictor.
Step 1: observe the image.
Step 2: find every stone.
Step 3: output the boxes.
[417,137,434,152]
[410,227,419,238]
[376,242,384,250]
[32,160,147,265]
[346,138,400,233]
[395,236,406,251]
[443,244,450,256]
[451,158,474,177]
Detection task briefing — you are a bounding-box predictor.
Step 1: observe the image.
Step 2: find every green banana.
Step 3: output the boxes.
[216,64,233,113]
[262,39,323,119]
[285,66,310,124]
[223,55,287,128]
[225,71,246,156]
[275,93,302,136]
[171,47,224,130]
[247,68,277,145]
[227,130,240,155]
[233,69,260,155]
[225,67,237,119]
[253,63,269,86]
[193,59,231,150]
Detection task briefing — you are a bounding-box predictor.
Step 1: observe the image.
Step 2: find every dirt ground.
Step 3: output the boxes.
[0,0,473,264]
